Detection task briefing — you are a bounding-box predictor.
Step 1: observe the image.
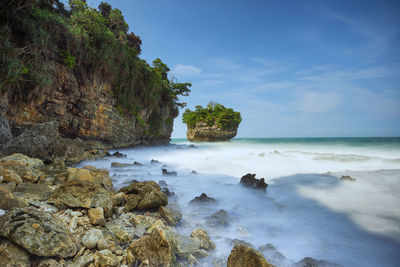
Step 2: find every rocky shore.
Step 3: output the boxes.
[186,122,238,142]
[0,153,278,267]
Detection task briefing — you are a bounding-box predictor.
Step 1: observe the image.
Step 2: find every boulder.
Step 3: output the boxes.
[162,168,177,176]
[239,173,268,191]
[88,207,106,226]
[205,209,230,228]
[111,162,133,168]
[48,182,112,217]
[0,115,13,147]
[159,205,182,226]
[0,181,16,193]
[190,228,216,250]
[93,249,119,267]
[0,166,22,183]
[174,234,201,259]
[189,193,217,205]
[0,237,31,267]
[227,244,274,267]
[69,255,94,267]
[0,154,44,183]
[0,207,78,258]
[66,167,113,190]
[120,181,168,210]
[37,259,63,267]
[0,188,29,210]
[15,182,53,201]
[296,257,341,267]
[111,192,126,207]
[82,229,103,249]
[340,175,356,182]
[258,243,294,267]
[127,225,176,266]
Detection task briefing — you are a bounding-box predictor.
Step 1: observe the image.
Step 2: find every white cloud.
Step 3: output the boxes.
[296,92,342,113]
[171,64,202,77]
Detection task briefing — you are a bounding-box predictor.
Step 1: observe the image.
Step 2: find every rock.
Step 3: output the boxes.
[227,244,274,267]
[296,257,341,267]
[0,181,16,193]
[111,192,126,207]
[189,193,217,205]
[191,170,198,175]
[188,254,199,265]
[38,159,67,185]
[93,249,119,267]
[0,115,13,147]
[341,175,356,182]
[15,182,53,201]
[82,229,103,249]
[88,207,106,226]
[97,236,116,251]
[120,181,168,210]
[133,161,143,166]
[70,255,94,267]
[162,187,175,197]
[239,173,268,191]
[175,234,201,259]
[127,225,176,266]
[205,210,230,228]
[67,167,113,190]
[258,243,294,267]
[0,154,44,183]
[186,120,239,142]
[0,188,29,210]
[159,205,182,226]
[227,238,255,249]
[0,207,78,258]
[111,152,126,158]
[151,159,160,164]
[0,167,22,184]
[190,228,215,250]
[48,182,112,217]
[162,168,177,176]
[37,259,63,267]
[111,162,133,168]
[0,237,31,267]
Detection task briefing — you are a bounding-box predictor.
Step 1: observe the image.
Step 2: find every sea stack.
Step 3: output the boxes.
[183,102,241,141]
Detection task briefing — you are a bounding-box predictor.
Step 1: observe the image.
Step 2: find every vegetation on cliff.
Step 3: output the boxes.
[182,102,242,130]
[0,0,191,120]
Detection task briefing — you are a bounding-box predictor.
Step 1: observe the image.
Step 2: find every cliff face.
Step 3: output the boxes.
[0,50,174,149]
[186,122,238,142]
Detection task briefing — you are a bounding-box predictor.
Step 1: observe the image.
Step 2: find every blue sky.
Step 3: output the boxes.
[87,0,400,137]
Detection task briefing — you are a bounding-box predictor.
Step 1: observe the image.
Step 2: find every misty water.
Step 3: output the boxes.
[77,138,400,267]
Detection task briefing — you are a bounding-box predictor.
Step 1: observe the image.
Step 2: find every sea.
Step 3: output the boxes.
[77,137,400,267]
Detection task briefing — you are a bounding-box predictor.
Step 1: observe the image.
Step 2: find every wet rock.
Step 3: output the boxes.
[162,187,175,197]
[192,248,208,259]
[151,159,160,164]
[0,188,29,210]
[82,229,103,249]
[111,162,133,168]
[162,168,177,176]
[188,254,199,265]
[70,255,94,267]
[340,175,356,182]
[0,115,13,147]
[111,152,126,158]
[175,234,201,259]
[258,243,294,266]
[133,161,143,166]
[296,257,341,267]
[0,237,31,267]
[97,236,116,251]
[227,244,274,267]
[190,228,216,250]
[88,207,106,226]
[48,182,112,217]
[15,182,53,201]
[0,167,22,183]
[67,167,113,190]
[227,238,255,249]
[0,207,78,258]
[206,209,230,228]
[189,193,217,205]
[37,259,63,267]
[239,173,268,192]
[0,154,44,183]
[93,249,119,267]
[120,181,168,210]
[159,204,182,226]
[128,223,176,266]
[38,160,67,185]
[191,170,198,175]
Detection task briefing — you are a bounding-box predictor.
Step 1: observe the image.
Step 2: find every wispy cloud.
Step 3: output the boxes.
[295,91,342,113]
[171,64,202,77]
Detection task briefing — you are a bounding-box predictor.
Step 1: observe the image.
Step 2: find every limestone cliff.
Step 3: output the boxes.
[186,121,238,142]
[0,54,174,148]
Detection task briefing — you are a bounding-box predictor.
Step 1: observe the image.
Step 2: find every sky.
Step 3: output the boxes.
[86,0,400,138]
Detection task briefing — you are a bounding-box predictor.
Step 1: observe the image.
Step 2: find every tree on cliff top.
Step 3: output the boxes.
[182,103,242,130]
